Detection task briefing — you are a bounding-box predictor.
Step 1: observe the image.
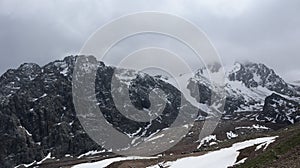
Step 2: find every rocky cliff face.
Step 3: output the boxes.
[186,62,300,117]
[226,62,299,113]
[0,56,200,167]
[258,93,300,124]
[0,56,99,167]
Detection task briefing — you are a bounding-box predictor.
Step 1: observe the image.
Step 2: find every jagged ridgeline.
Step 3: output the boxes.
[0,56,202,167]
[0,56,299,167]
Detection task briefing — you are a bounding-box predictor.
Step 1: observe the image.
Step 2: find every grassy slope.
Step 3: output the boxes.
[236,123,300,168]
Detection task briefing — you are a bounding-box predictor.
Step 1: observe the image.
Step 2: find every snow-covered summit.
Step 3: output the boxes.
[228,62,298,96]
[184,61,299,114]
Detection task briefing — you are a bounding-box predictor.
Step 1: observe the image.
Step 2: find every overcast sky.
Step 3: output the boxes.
[0,0,299,81]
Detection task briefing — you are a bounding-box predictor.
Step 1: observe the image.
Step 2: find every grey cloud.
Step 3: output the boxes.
[0,0,299,81]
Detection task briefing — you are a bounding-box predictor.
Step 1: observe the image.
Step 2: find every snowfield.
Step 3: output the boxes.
[148,136,278,168]
[72,156,157,168]
[71,136,277,168]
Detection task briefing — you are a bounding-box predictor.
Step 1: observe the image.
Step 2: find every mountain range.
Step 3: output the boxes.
[0,56,299,168]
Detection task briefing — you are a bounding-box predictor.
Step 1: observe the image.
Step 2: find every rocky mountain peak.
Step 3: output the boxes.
[228,62,297,96]
[19,63,41,72]
[0,55,202,167]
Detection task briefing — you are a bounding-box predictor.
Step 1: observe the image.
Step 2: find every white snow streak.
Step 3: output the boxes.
[72,156,157,168]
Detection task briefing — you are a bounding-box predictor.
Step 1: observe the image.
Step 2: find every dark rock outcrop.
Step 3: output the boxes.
[0,56,201,167]
[258,93,300,124]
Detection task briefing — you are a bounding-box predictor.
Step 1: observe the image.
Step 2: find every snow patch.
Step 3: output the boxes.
[235,157,248,165]
[72,156,157,168]
[226,131,238,139]
[197,135,217,148]
[37,153,52,164]
[150,136,278,168]
[19,126,32,136]
[147,134,165,142]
